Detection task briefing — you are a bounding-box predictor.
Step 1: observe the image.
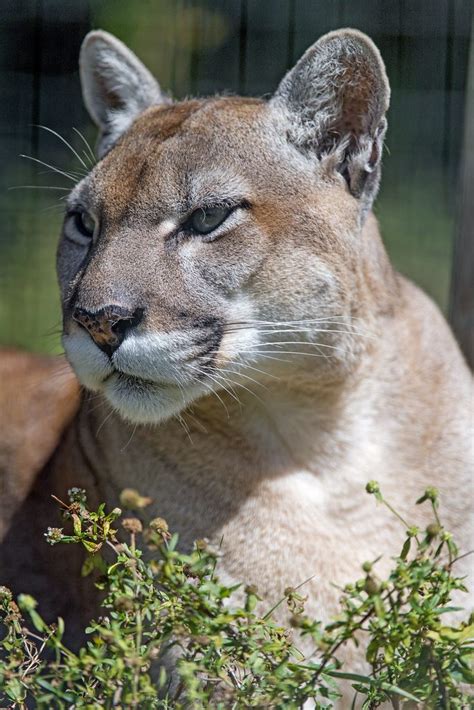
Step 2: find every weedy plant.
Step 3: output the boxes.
[0,483,472,708]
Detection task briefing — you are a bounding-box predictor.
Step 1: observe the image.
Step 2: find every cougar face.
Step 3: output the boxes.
[60,29,389,423]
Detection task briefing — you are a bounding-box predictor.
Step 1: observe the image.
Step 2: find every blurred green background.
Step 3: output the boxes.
[0,0,471,354]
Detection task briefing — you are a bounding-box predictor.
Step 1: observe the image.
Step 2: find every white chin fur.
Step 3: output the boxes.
[103,373,202,424]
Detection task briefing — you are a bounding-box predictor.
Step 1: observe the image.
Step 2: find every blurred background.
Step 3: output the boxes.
[0,0,472,363]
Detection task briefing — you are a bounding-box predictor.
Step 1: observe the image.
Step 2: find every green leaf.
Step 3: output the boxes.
[81,554,96,577]
[72,513,82,536]
[57,616,65,639]
[29,608,46,633]
[380,683,422,703]
[400,537,411,560]
[82,540,102,553]
[36,678,76,701]
[327,670,373,684]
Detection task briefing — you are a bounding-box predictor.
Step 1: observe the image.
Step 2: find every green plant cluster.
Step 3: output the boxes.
[0,484,472,708]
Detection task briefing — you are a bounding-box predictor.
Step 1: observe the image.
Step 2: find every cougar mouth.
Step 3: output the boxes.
[63,312,259,424]
[103,369,201,424]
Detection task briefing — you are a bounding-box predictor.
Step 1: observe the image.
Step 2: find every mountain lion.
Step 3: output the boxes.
[1,28,472,655]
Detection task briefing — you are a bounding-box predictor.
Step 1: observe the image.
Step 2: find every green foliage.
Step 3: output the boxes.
[0,485,472,708]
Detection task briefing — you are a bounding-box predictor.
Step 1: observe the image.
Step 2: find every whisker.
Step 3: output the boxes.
[237,349,332,359]
[187,364,242,411]
[184,409,208,434]
[72,126,96,166]
[174,412,193,444]
[19,154,78,183]
[96,407,114,436]
[199,369,243,408]
[36,166,86,180]
[121,423,138,452]
[212,371,266,407]
[225,315,366,327]
[35,124,90,171]
[187,367,230,418]
[8,185,71,191]
[236,361,280,380]
[194,353,281,382]
[241,340,341,350]
[224,326,374,340]
[215,366,268,389]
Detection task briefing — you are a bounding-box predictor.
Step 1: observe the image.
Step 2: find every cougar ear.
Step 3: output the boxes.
[80,30,169,157]
[272,28,390,214]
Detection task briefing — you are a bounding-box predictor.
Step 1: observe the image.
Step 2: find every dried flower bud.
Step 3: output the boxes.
[122,518,143,535]
[289,614,304,628]
[0,586,12,603]
[193,634,211,645]
[245,585,258,596]
[149,517,169,534]
[119,488,153,510]
[364,576,379,595]
[426,523,441,539]
[45,527,64,545]
[114,595,134,612]
[194,538,208,551]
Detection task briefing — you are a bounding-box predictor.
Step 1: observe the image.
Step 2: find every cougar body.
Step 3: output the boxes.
[1,29,472,656]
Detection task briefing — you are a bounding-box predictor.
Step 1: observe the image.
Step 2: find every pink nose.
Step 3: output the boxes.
[72,305,144,356]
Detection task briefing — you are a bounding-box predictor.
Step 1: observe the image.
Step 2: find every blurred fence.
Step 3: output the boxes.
[0,0,472,365]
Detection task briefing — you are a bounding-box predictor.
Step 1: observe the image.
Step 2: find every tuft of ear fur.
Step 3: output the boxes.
[272,28,390,216]
[80,30,169,157]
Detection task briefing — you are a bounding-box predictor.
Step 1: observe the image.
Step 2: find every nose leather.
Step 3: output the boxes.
[72,305,144,356]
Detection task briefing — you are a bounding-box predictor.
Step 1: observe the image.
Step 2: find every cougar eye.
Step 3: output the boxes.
[189,205,232,235]
[73,210,96,237]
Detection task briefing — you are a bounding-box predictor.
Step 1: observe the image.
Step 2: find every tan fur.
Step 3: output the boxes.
[1,29,472,682]
[0,351,80,538]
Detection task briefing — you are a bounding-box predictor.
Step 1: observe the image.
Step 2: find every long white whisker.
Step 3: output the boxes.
[225,315,366,326]
[121,423,138,452]
[225,326,374,339]
[200,370,243,407]
[20,154,78,183]
[233,322,374,337]
[35,124,90,171]
[242,340,341,350]
[236,361,281,380]
[72,126,96,166]
[213,372,266,407]
[215,366,268,389]
[224,326,373,342]
[96,407,114,436]
[173,412,193,444]
[187,366,230,418]
[8,185,71,191]
[183,409,208,434]
[235,349,332,360]
[187,364,242,408]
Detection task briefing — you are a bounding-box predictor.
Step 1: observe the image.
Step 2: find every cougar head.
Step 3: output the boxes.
[59,28,390,424]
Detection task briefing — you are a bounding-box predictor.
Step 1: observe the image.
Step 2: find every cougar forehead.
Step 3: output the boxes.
[86,96,319,224]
